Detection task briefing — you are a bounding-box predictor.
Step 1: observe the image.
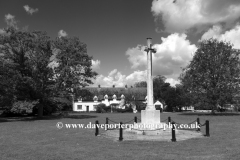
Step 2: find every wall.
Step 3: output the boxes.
[73,101,100,112]
[73,99,122,112]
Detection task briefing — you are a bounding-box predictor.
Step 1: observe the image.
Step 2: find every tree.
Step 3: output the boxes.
[133,75,166,101]
[74,88,93,101]
[153,75,166,101]
[0,27,98,115]
[179,38,240,113]
[0,27,54,109]
[53,37,98,93]
[133,75,179,111]
[134,81,147,88]
[50,37,98,110]
[175,84,192,111]
[162,84,177,111]
[0,48,18,107]
[124,90,146,111]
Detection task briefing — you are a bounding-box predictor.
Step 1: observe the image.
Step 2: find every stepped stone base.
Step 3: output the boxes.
[141,110,160,124]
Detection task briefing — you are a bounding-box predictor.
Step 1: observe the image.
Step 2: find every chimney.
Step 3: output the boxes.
[98,84,101,88]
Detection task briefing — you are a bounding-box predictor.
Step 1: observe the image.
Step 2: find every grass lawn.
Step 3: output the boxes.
[0,112,240,160]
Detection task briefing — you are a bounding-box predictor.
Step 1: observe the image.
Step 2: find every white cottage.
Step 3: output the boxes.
[73,96,100,112]
[154,100,163,110]
[73,94,125,112]
[72,86,147,112]
[181,106,195,111]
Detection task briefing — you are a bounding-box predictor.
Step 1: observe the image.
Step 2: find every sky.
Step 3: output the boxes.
[1,0,240,87]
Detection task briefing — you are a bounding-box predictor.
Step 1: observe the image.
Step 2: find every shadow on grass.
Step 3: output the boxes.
[0,115,61,123]
[179,112,240,116]
[64,115,97,119]
[0,114,97,123]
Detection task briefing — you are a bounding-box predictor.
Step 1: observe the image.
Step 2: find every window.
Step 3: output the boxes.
[77,105,82,110]
[77,97,82,102]
[93,96,98,101]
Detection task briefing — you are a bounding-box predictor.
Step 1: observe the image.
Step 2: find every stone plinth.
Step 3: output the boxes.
[131,110,165,134]
[141,110,160,124]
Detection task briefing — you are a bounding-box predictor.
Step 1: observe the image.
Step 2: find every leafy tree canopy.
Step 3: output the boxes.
[179,38,240,112]
[0,27,98,115]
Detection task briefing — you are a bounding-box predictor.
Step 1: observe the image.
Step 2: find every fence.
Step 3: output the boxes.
[169,116,210,141]
[95,116,210,142]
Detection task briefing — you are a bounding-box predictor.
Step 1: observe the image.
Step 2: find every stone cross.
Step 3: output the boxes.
[140,38,161,126]
[144,38,156,110]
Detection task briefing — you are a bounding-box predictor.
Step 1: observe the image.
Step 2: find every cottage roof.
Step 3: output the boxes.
[74,87,147,101]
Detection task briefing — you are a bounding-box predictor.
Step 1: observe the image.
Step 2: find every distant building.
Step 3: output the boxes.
[73,86,147,112]
[72,86,165,112]
[181,106,195,111]
[73,94,127,112]
[217,104,235,112]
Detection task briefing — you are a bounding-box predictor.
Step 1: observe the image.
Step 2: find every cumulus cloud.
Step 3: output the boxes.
[91,60,101,70]
[126,33,197,82]
[92,69,179,87]
[201,24,240,49]
[165,78,180,87]
[125,45,146,69]
[92,0,240,88]
[58,30,68,38]
[92,69,147,87]
[5,14,18,29]
[151,0,240,33]
[0,29,6,35]
[201,25,223,40]
[23,5,39,15]
[93,69,127,87]
[126,70,147,84]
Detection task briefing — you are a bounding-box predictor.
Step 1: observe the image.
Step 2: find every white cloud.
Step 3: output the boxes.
[5,14,14,21]
[126,70,147,84]
[23,5,39,15]
[125,45,146,69]
[93,69,126,87]
[58,30,68,38]
[151,0,240,33]
[5,14,18,29]
[92,69,180,87]
[109,69,118,77]
[0,29,6,35]
[201,25,223,40]
[165,78,180,87]
[92,69,147,87]
[201,24,240,49]
[126,33,197,82]
[91,59,101,70]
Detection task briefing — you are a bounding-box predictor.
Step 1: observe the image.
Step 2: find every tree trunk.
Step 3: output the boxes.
[38,104,43,118]
[211,103,216,114]
[211,108,215,114]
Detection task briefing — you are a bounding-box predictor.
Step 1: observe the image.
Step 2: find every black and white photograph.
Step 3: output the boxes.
[0,0,240,159]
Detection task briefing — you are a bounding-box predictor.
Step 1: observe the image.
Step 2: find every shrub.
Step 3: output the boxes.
[32,102,59,116]
[136,102,146,112]
[116,106,133,113]
[62,105,73,111]
[104,106,111,112]
[96,103,107,113]
[3,100,39,116]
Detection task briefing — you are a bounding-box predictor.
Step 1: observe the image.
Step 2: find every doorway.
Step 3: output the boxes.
[86,106,89,112]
